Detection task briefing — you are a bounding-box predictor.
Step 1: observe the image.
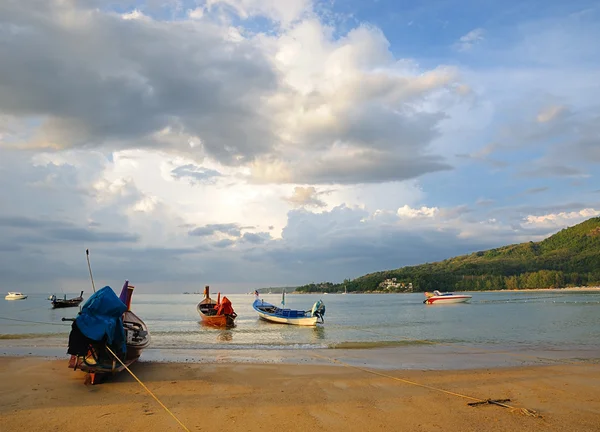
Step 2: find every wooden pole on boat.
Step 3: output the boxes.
[86,249,96,293]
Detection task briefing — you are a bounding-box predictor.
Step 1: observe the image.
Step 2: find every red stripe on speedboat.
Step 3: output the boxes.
[427,296,471,303]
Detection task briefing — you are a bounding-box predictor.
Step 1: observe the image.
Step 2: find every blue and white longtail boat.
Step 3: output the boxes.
[252,290,325,326]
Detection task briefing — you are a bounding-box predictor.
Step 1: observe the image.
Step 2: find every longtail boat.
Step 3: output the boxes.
[252,291,325,326]
[50,291,84,309]
[197,285,237,327]
[65,281,150,384]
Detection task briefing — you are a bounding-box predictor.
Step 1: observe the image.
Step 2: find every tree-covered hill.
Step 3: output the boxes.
[295,217,600,293]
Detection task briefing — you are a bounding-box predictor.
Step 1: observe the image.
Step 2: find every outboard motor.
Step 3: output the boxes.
[311,300,326,323]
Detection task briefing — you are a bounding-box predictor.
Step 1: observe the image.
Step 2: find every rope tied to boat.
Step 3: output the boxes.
[311,352,541,418]
[105,346,191,432]
[0,316,71,326]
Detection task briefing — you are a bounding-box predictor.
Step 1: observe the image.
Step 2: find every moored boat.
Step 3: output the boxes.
[197,286,237,327]
[51,291,84,309]
[423,290,472,305]
[66,281,150,384]
[252,291,325,326]
[5,292,27,300]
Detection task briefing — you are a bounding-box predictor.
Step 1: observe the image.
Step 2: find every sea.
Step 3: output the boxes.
[1,291,599,369]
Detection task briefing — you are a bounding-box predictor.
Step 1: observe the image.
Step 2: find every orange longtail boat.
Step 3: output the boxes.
[196,286,237,327]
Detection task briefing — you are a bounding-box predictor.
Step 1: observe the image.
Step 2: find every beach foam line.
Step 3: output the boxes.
[0,333,68,340]
[329,340,437,349]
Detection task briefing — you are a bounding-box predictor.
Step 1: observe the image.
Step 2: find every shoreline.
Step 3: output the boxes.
[2,341,599,370]
[291,286,600,294]
[1,357,599,431]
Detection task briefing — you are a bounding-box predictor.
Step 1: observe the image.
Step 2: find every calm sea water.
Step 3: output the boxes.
[1,291,599,355]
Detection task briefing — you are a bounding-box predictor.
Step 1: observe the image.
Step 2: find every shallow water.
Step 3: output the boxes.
[1,291,599,355]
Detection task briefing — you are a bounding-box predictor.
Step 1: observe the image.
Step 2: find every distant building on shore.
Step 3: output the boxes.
[378,278,413,292]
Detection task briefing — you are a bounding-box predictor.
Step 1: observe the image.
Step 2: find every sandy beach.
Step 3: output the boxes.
[1,357,599,432]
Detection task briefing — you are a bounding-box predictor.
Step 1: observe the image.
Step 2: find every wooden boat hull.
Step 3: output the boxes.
[69,308,150,384]
[200,313,236,327]
[52,299,83,308]
[196,293,236,327]
[256,311,318,326]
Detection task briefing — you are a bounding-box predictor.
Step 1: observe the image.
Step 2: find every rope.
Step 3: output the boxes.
[0,316,71,326]
[310,352,540,418]
[105,346,191,432]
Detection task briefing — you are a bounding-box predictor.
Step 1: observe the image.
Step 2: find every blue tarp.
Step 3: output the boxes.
[75,286,127,354]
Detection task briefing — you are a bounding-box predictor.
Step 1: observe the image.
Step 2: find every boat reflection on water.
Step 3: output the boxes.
[312,326,326,340]
[217,330,233,342]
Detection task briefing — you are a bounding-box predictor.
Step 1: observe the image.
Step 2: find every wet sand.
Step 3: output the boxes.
[1,357,599,432]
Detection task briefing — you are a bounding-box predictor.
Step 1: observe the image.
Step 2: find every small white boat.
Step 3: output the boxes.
[5,292,28,300]
[423,290,471,305]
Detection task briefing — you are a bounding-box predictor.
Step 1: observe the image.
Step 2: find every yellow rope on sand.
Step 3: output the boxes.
[105,346,191,432]
[311,352,541,418]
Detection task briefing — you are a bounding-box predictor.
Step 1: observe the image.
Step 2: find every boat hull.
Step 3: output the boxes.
[71,310,150,379]
[52,299,83,308]
[198,311,236,327]
[424,295,472,305]
[5,295,27,300]
[256,311,318,326]
[196,302,236,327]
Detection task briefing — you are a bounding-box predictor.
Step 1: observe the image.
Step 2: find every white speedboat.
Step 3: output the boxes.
[423,290,471,305]
[5,292,28,300]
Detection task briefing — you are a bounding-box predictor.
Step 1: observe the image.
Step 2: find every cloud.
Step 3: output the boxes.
[171,164,222,184]
[253,149,453,184]
[456,143,508,168]
[476,198,495,206]
[45,227,139,243]
[569,115,600,163]
[0,215,66,229]
[1,1,599,291]
[241,232,272,244]
[212,238,236,248]
[0,215,139,244]
[523,208,600,229]
[519,164,589,179]
[284,186,328,208]
[536,105,567,123]
[438,205,471,220]
[206,0,311,25]
[0,0,278,165]
[189,223,244,237]
[397,205,438,219]
[455,28,485,52]
[0,1,465,186]
[187,7,205,19]
[524,187,549,194]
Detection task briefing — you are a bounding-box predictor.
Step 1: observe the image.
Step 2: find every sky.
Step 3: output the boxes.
[0,0,599,293]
